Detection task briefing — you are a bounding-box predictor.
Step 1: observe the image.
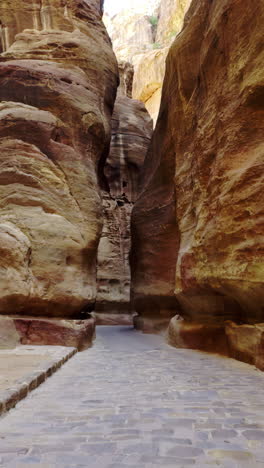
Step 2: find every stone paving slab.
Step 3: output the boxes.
[0,327,263,467]
[0,346,77,415]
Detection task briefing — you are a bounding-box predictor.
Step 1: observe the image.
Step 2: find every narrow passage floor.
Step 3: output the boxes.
[0,326,264,467]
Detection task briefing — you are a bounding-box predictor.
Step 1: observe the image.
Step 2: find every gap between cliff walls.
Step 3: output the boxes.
[98,0,192,328]
[93,61,153,326]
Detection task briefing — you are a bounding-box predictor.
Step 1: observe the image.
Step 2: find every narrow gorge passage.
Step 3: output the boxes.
[0,326,264,467]
[95,62,152,323]
[0,0,263,466]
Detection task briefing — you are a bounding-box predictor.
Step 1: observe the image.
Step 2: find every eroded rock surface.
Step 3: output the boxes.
[156,0,192,45]
[0,0,118,318]
[131,0,264,365]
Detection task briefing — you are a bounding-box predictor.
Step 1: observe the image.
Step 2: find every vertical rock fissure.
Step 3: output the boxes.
[95,63,153,323]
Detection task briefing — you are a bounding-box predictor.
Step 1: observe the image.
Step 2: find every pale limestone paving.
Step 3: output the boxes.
[0,326,263,467]
[0,346,77,415]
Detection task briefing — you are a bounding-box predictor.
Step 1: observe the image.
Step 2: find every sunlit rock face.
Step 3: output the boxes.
[104,0,192,124]
[156,0,192,44]
[132,47,169,125]
[132,0,192,124]
[0,0,118,318]
[131,0,264,345]
[96,65,153,315]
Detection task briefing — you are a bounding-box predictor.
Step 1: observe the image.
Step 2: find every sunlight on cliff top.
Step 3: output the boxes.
[104,0,159,16]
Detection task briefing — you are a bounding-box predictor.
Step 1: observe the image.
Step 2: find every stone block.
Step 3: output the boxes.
[0,315,95,351]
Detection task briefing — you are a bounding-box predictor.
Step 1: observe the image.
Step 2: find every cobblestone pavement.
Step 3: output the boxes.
[0,326,264,468]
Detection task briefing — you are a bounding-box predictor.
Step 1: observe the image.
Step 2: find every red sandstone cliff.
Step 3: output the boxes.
[131,0,264,368]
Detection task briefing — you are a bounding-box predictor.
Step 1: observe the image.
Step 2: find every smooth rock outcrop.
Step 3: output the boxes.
[131,0,264,366]
[132,48,168,124]
[0,0,118,319]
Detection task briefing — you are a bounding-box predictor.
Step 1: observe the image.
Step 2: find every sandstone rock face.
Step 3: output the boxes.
[132,0,192,124]
[118,61,134,99]
[104,1,192,123]
[0,0,118,318]
[0,317,20,349]
[103,0,161,62]
[225,322,264,371]
[96,71,153,314]
[0,316,95,351]
[168,319,264,371]
[132,48,169,124]
[131,0,264,356]
[156,0,192,45]
[104,11,154,62]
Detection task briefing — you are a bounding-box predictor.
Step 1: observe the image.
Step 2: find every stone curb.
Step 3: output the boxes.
[0,347,77,416]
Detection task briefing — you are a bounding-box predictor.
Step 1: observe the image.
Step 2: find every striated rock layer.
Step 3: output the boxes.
[0,0,118,319]
[132,0,192,124]
[96,64,153,317]
[131,0,264,367]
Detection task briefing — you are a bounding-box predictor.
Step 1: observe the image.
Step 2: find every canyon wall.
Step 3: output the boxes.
[131,0,264,368]
[156,0,192,45]
[132,47,168,125]
[104,0,191,124]
[0,0,118,320]
[132,0,191,124]
[96,64,153,321]
[103,11,154,63]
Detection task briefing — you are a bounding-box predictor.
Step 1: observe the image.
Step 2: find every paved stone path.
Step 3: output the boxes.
[0,326,264,468]
[0,346,76,416]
